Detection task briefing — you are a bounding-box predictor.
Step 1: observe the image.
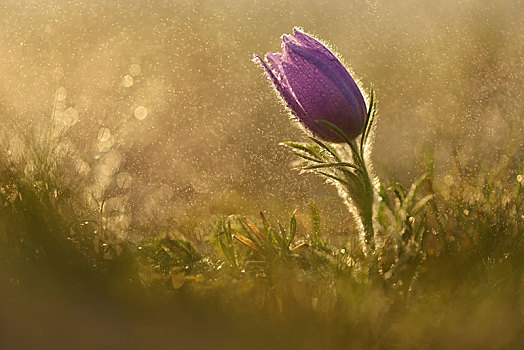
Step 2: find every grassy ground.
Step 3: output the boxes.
[0,117,522,349]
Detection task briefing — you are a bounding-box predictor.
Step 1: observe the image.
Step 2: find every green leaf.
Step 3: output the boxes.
[300,162,358,170]
[412,194,433,215]
[272,230,284,250]
[365,87,375,128]
[281,141,323,161]
[317,171,351,187]
[242,217,268,245]
[259,211,270,233]
[306,136,342,162]
[288,215,297,247]
[278,223,287,250]
[361,87,377,156]
[378,182,394,212]
[315,120,352,145]
[390,182,407,203]
[233,233,260,252]
[315,120,362,163]
[316,120,368,177]
[310,203,322,247]
[291,151,324,164]
[218,236,236,267]
[340,167,363,188]
[401,174,428,213]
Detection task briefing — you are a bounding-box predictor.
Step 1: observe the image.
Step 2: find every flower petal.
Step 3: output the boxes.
[281,50,365,140]
[254,53,311,125]
[286,30,367,121]
[254,29,368,143]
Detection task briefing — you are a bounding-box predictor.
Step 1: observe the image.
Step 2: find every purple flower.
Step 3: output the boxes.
[254,28,367,143]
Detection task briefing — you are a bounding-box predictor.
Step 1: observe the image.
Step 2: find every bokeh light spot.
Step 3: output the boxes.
[134,106,148,120]
[129,64,141,76]
[122,74,134,88]
[63,107,79,126]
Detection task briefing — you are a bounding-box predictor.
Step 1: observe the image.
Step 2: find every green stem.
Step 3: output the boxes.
[356,142,375,251]
[360,205,375,251]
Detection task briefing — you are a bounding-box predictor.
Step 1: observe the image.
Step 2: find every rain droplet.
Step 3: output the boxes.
[134,106,148,120]
[122,74,134,87]
[129,63,141,76]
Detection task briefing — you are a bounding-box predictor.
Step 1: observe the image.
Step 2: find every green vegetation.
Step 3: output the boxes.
[0,117,522,349]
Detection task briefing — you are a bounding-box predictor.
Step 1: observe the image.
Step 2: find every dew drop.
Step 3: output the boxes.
[134,106,148,120]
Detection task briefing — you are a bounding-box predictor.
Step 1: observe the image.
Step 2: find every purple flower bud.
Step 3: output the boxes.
[254,28,367,143]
